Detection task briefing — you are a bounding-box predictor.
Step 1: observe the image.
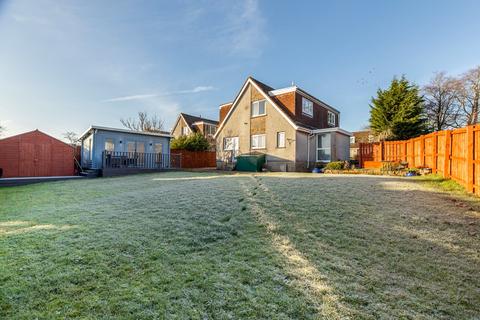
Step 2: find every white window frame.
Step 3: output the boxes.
[327,111,336,126]
[316,133,332,162]
[251,100,266,117]
[105,138,114,152]
[154,143,163,154]
[302,97,313,117]
[251,134,266,150]
[350,136,356,144]
[277,131,286,148]
[224,137,239,151]
[182,126,190,136]
[205,124,216,136]
[127,141,136,153]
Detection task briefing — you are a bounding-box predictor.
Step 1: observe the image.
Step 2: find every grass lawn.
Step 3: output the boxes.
[1,172,479,319]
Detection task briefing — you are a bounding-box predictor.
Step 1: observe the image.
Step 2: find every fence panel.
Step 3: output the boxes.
[358,125,478,195]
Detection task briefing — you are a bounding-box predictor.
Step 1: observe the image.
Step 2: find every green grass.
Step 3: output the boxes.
[1,172,479,319]
[414,174,469,193]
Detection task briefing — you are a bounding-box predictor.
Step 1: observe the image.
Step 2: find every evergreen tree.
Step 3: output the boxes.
[370,76,427,140]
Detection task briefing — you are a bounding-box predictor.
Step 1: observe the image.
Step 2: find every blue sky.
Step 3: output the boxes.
[1,0,479,138]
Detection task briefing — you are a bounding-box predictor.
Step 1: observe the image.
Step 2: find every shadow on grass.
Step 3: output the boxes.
[252,175,480,318]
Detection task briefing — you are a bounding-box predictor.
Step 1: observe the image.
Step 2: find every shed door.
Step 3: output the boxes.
[35,144,52,176]
[19,143,35,176]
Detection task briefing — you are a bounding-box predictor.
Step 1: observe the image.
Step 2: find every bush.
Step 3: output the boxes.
[325,161,345,170]
[380,161,402,171]
[171,132,210,151]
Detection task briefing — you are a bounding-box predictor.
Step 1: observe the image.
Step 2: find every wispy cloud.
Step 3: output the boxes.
[12,14,51,25]
[103,86,216,102]
[224,0,266,57]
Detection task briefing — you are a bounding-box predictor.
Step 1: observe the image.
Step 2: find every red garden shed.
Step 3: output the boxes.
[0,130,76,178]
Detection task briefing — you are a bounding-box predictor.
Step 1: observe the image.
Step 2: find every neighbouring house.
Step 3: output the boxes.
[171,113,219,147]
[349,130,379,160]
[0,129,77,178]
[215,76,351,171]
[79,126,173,174]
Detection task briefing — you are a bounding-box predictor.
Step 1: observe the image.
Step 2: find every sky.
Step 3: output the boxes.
[1,0,479,139]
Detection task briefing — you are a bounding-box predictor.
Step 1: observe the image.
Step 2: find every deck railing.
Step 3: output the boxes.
[102,151,181,169]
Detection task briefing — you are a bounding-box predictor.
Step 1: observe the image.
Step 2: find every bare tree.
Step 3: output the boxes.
[455,66,480,126]
[423,72,460,131]
[120,111,165,133]
[63,131,80,146]
[0,123,4,136]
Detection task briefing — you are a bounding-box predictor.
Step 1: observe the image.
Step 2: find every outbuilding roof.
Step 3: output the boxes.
[80,125,173,140]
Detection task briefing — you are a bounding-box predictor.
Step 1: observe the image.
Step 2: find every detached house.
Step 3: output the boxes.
[171,113,219,146]
[214,77,351,171]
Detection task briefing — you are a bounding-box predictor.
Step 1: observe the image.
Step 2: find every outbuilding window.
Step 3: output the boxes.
[105,138,114,152]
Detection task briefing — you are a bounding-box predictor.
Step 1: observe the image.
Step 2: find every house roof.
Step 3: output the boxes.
[170,113,219,135]
[180,113,219,127]
[250,77,340,129]
[80,125,173,140]
[214,76,350,139]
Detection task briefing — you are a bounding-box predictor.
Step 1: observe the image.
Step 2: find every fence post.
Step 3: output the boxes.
[444,130,451,178]
[467,125,474,193]
[432,132,438,174]
[420,136,425,167]
[380,141,384,161]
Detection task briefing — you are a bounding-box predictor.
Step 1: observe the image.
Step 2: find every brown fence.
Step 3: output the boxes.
[171,149,216,168]
[359,125,478,195]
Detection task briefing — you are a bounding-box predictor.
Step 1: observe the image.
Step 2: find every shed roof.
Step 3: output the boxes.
[80,125,173,140]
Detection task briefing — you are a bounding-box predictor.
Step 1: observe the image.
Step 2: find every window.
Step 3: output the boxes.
[316,133,331,162]
[251,134,266,149]
[154,143,163,154]
[224,137,239,151]
[350,136,356,144]
[302,97,313,117]
[368,134,374,143]
[251,100,266,117]
[277,132,286,148]
[205,124,216,136]
[104,138,114,152]
[127,142,136,153]
[327,111,336,126]
[136,142,145,154]
[182,126,189,136]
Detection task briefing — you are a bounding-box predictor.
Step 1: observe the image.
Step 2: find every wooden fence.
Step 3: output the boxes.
[359,125,478,195]
[171,149,216,168]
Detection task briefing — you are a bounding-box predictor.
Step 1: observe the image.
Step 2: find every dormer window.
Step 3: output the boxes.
[302,97,313,117]
[251,100,266,117]
[327,111,336,126]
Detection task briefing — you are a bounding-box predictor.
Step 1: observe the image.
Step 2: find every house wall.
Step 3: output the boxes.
[270,91,339,129]
[294,92,338,128]
[216,83,297,171]
[82,129,170,169]
[294,131,350,170]
[171,117,190,138]
[334,132,351,161]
